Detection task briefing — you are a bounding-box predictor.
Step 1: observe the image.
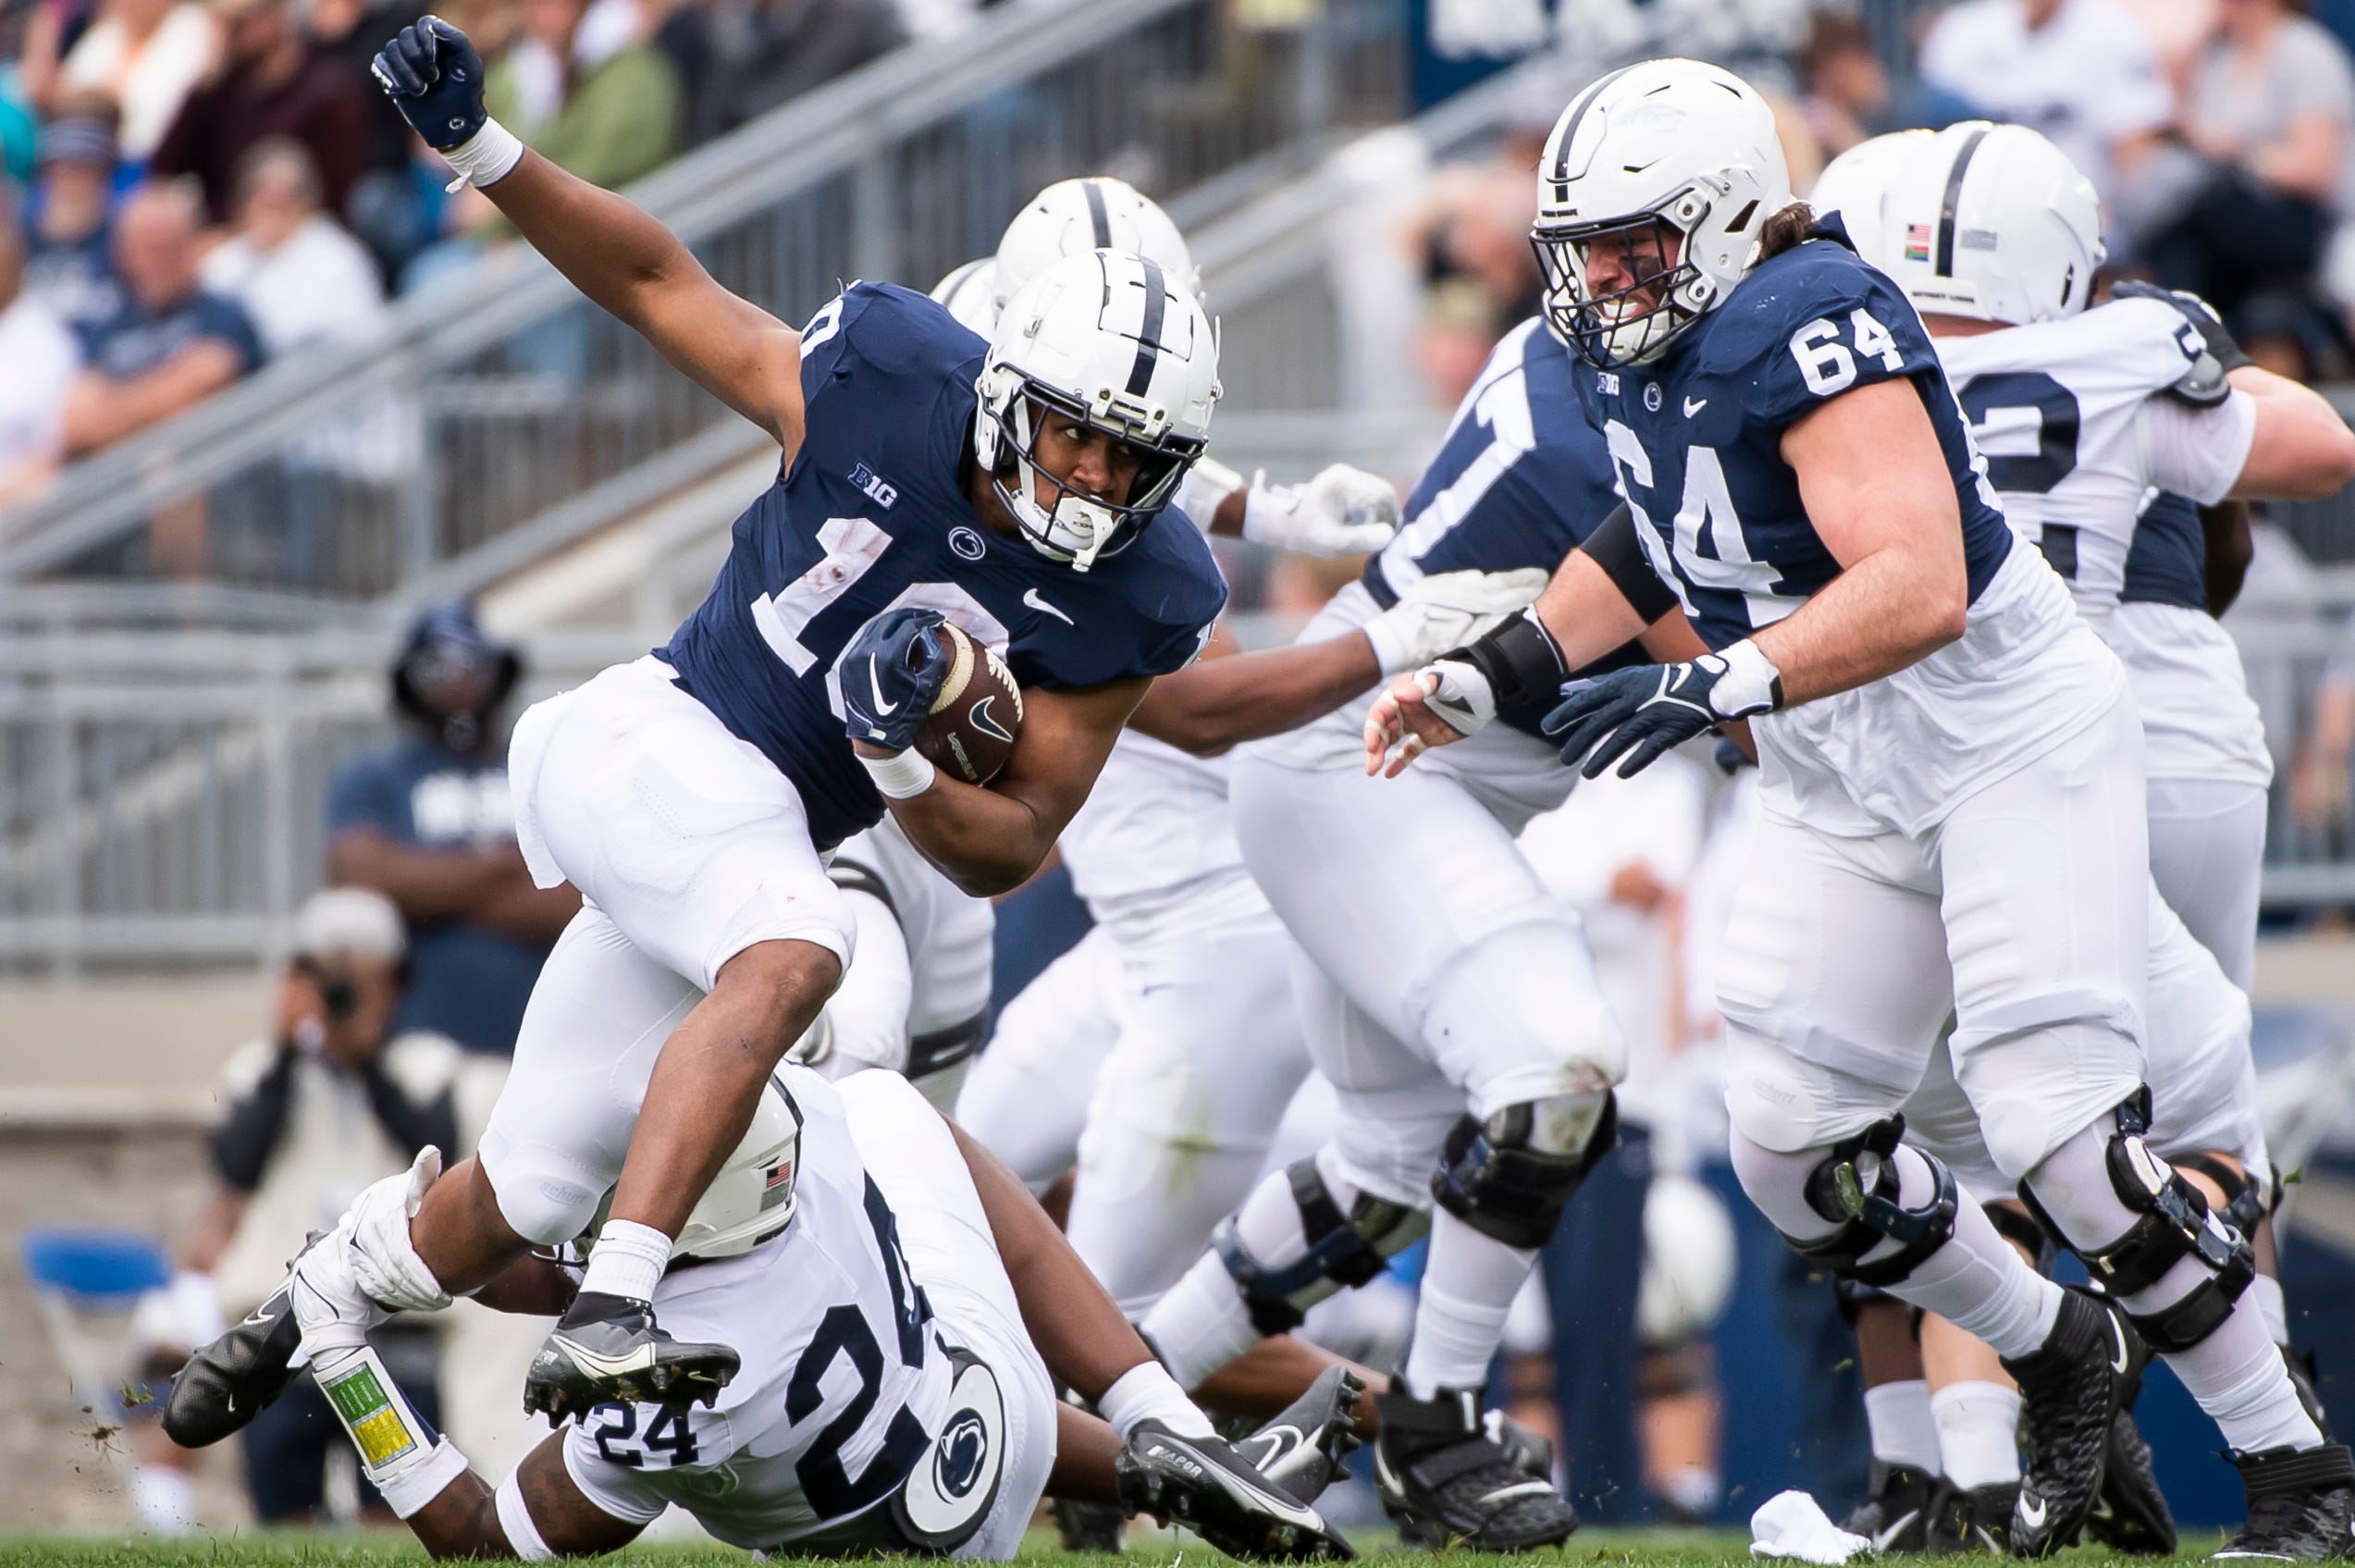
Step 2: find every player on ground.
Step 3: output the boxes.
[254,1066,1362,1560]
[166,13,1241,1438]
[1134,283,1711,1547]
[1367,59,2355,1557]
[1802,120,2354,1552]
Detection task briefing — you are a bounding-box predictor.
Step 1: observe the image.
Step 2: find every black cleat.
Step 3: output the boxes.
[522,1290,739,1423]
[1841,1462,1937,1552]
[160,1283,302,1448]
[1229,1365,1365,1507]
[2090,1408,2177,1554]
[2004,1288,2137,1557]
[1115,1419,1353,1561]
[1371,1385,1578,1550]
[2215,1442,2355,1560]
[1925,1479,2019,1555]
[1051,1494,1128,1552]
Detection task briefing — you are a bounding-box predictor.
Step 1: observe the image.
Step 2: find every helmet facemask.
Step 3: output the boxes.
[980,375,1203,572]
[1534,196,1714,369]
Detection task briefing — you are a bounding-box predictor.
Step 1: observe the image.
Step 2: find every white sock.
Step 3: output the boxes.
[133,1466,196,1533]
[579,1219,672,1305]
[1096,1361,1216,1440]
[1140,1253,1264,1389]
[1863,1379,1942,1473]
[1883,1191,2064,1360]
[2142,1288,2323,1454]
[1931,1380,2023,1489]
[2250,1274,2289,1347]
[1401,1211,1536,1397]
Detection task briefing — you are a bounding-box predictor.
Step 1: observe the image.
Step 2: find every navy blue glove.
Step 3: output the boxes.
[1544,646,1782,780]
[1713,734,1755,775]
[2110,280,2253,375]
[839,607,951,752]
[372,18,488,153]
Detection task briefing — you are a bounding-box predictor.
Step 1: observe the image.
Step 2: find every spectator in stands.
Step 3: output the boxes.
[20,104,127,330]
[170,887,474,1522]
[483,0,681,192]
[2142,0,2355,371]
[1917,0,2174,207]
[199,138,386,356]
[304,0,429,277]
[0,216,80,509]
[327,601,577,1056]
[1795,9,1976,159]
[148,0,371,226]
[693,0,902,142]
[61,179,261,457]
[2293,647,2355,852]
[37,0,216,159]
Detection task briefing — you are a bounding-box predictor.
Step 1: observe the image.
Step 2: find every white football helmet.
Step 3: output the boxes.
[1531,58,1793,367]
[1859,121,2104,326]
[1807,129,1936,264]
[974,249,1220,571]
[993,176,1201,316]
[672,1076,805,1260]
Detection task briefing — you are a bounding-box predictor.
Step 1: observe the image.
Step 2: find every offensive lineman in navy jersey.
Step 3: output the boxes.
[164,20,1347,1543]
[1140,311,1713,1548]
[1367,59,2355,1556]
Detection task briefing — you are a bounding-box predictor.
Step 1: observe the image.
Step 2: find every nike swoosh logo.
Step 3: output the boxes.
[2019,1493,2049,1530]
[2108,1313,2132,1376]
[868,663,899,717]
[1874,1510,1919,1549]
[1683,397,1708,416]
[547,1338,658,1378]
[1024,588,1074,625]
[1236,1421,1306,1471]
[969,697,1015,745]
[1478,1479,1560,1503]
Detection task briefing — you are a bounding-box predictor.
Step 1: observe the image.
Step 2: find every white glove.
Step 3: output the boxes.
[1418,659,1499,737]
[289,1214,382,1363]
[345,1145,455,1315]
[1242,463,1400,557]
[1362,566,1550,676]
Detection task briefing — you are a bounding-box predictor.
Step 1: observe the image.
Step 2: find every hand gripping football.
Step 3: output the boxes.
[916,623,1023,785]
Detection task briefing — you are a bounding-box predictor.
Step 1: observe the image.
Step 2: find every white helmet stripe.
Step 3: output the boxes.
[1933,124,1991,278]
[1083,179,1112,248]
[1124,255,1169,398]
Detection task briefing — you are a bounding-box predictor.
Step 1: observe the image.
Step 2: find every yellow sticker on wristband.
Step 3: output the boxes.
[323,1361,418,1469]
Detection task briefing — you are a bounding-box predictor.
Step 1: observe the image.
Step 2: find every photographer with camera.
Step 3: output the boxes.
[165,887,471,1522]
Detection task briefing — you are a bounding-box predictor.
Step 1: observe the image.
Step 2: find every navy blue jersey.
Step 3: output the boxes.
[2120,491,2208,612]
[659,283,1227,850]
[1370,317,1640,735]
[1572,224,2014,650]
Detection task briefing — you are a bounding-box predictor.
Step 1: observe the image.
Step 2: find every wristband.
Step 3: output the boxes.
[440,117,524,191]
[860,747,938,799]
[1449,607,1569,714]
[1711,637,1785,718]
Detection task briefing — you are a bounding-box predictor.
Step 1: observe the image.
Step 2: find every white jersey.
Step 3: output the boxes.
[1936,299,2271,788]
[828,816,996,1081]
[1058,731,1272,950]
[562,1068,955,1551]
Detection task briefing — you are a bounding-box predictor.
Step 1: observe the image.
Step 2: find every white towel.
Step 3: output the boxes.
[1749,1488,1875,1564]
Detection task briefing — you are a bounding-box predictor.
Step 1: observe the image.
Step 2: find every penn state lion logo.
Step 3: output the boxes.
[892,1351,1006,1548]
[936,1410,991,1499]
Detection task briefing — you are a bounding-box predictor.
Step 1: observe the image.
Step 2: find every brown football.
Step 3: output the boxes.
[917,623,1023,785]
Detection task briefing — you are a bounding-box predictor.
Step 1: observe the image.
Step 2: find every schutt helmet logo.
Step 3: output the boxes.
[936,1412,990,1498]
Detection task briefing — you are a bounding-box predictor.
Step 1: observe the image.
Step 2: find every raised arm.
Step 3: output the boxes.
[372,19,806,452]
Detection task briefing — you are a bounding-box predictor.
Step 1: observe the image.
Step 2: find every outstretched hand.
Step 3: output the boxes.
[372,17,489,152]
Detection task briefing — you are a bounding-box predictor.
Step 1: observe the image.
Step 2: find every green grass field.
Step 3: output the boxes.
[0,1530,2255,1567]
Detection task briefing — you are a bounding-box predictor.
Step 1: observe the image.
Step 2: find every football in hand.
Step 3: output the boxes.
[916,623,1022,785]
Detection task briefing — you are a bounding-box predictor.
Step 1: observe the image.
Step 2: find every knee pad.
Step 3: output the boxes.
[2173,1152,2270,1240]
[1430,1088,1618,1249]
[1783,1117,1960,1289]
[482,1142,608,1249]
[1212,1157,1428,1336]
[2018,1089,2255,1353]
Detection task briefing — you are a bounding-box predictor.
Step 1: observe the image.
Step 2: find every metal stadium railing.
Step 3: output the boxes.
[0,0,1410,604]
